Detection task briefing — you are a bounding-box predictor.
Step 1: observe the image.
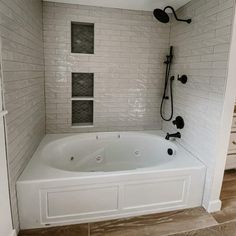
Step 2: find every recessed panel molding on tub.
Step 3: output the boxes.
[39,176,190,225]
[17,131,206,229]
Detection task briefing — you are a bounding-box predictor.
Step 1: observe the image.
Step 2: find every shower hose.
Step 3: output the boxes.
[160,51,174,121]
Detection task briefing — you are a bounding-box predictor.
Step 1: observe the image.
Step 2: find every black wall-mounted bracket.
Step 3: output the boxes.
[178,74,188,84]
[172,116,185,129]
[164,6,192,24]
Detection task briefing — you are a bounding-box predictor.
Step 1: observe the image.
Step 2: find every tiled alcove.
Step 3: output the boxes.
[72,73,94,97]
[71,20,95,126]
[71,22,94,54]
[72,100,93,125]
[71,73,94,126]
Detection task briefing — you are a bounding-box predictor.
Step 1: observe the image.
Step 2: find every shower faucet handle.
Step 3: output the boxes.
[178,75,188,84]
[173,116,185,129]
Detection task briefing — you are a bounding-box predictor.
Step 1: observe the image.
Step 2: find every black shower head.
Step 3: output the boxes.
[153,6,191,24]
[153,8,170,23]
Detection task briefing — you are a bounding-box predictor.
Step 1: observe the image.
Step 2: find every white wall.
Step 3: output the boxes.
[0,0,45,232]
[43,2,171,133]
[0,117,15,236]
[210,1,236,212]
[43,0,191,11]
[162,0,235,211]
[0,38,15,236]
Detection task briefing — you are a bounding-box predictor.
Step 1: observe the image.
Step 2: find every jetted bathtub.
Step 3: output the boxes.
[17,131,206,229]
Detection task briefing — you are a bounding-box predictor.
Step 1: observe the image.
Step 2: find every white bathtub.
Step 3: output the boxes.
[17,131,206,229]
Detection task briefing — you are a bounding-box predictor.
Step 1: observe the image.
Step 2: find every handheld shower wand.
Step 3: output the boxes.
[160,46,174,121]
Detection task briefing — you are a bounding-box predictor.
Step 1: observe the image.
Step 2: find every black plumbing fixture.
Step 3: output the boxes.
[172,116,185,129]
[178,74,188,84]
[165,132,181,140]
[167,148,174,156]
[160,46,174,121]
[153,6,191,24]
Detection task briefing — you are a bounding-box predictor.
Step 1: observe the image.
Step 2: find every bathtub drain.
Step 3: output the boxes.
[167,148,174,156]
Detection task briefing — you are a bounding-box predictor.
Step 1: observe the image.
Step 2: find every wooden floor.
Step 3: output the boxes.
[18,170,236,236]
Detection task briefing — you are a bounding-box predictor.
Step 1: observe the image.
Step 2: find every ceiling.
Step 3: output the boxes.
[44,0,191,11]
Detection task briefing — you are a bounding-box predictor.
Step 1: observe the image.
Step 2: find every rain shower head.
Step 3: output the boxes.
[153,8,170,23]
[153,6,191,24]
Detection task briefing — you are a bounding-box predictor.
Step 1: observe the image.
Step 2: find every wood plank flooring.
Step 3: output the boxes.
[18,224,89,236]
[212,169,236,224]
[18,170,236,236]
[19,208,217,236]
[170,221,236,236]
[89,207,217,236]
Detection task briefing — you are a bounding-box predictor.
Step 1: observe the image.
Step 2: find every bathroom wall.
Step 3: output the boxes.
[43,2,171,133]
[163,0,235,208]
[0,0,45,231]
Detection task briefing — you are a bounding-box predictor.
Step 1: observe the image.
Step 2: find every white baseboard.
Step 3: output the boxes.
[9,229,17,236]
[204,200,222,213]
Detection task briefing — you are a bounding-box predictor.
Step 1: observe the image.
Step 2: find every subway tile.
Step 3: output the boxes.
[164,0,233,209]
[43,2,170,133]
[0,0,45,232]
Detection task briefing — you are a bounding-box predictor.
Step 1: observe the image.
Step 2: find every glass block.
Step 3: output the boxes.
[72,100,93,125]
[72,73,94,97]
[71,22,94,54]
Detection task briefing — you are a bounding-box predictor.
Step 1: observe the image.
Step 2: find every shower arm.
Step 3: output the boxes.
[164,6,191,24]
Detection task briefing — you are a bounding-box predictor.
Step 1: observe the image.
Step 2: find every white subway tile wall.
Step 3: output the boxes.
[43,2,171,133]
[0,0,45,231]
[163,0,235,207]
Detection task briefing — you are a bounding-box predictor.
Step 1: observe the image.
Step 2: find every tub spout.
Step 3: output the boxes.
[165,132,181,140]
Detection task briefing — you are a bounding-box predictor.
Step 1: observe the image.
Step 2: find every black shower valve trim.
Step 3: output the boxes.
[172,116,185,129]
[178,74,188,84]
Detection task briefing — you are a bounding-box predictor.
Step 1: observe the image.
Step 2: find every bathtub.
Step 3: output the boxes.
[17,131,206,229]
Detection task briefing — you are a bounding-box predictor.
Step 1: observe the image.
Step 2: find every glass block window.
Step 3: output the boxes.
[72,100,93,125]
[72,73,94,97]
[71,22,94,54]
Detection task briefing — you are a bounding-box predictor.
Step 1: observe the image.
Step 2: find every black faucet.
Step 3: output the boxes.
[165,132,181,140]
